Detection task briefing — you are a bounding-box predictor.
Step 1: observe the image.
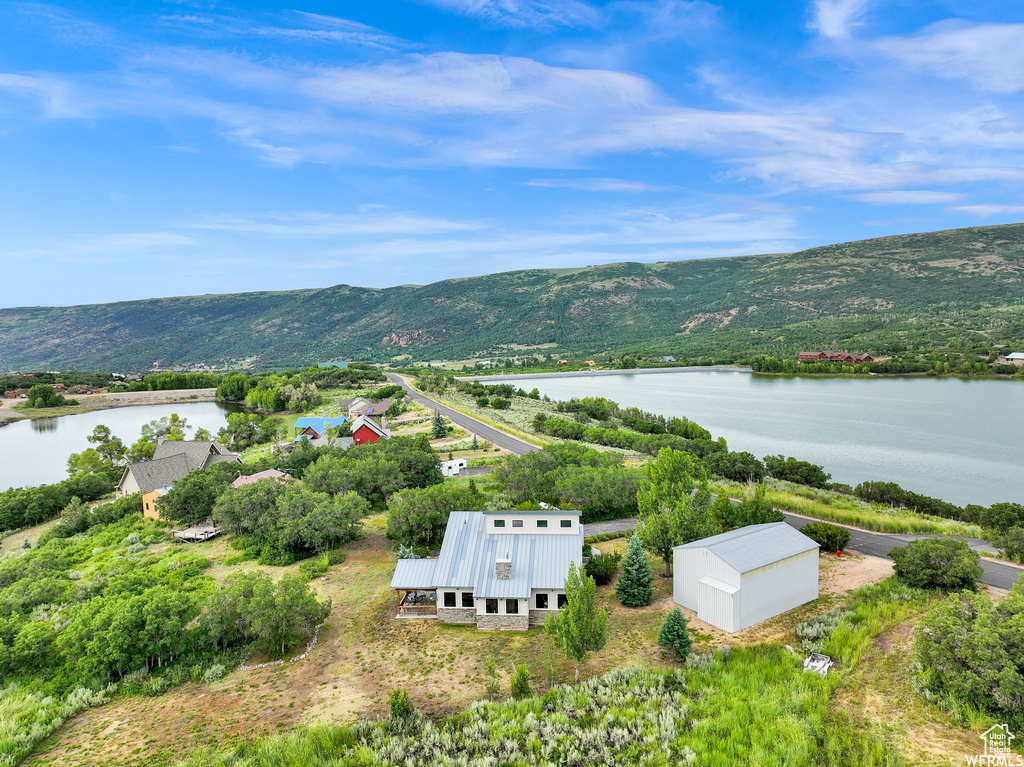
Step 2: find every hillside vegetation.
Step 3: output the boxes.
[2,223,1024,370]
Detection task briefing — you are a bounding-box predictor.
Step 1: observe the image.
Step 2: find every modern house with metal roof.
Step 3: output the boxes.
[390,510,584,631]
[672,522,819,633]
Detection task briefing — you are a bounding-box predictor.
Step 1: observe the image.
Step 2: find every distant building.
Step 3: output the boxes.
[348,398,393,419]
[317,360,348,369]
[798,351,874,364]
[673,522,819,633]
[660,356,676,363]
[556,360,569,366]
[351,415,390,445]
[292,416,349,441]
[117,440,240,498]
[1003,352,1024,365]
[142,486,172,520]
[390,510,583,631]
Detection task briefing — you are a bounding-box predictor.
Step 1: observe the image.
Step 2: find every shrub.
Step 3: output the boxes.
[584,552,621,586]
[890,538,982,591]
[388,689,414,720]
[796,609,851,653]
[915,582,1024,730]
[801,521,851,553]
[203,664,227,683]
[476,397,489,407]
[510,665,531,699]
[763,455,831,488]
[658,608,692,660]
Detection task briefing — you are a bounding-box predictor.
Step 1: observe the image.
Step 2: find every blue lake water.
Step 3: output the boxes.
[491,370,1024,507]
[0,402,235,491]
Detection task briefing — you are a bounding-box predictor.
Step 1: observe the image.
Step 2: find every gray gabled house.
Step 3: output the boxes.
[391,510,584,631]
[116,439,240,496]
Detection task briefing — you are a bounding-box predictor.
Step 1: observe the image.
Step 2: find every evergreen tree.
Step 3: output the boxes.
[430,410,447,439]
[614,535,654,607]
[470,434,480,450]
[544,562,607,681]
[658,608,692,660]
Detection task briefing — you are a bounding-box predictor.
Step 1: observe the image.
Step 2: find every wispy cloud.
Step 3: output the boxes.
[948,204,1024,218]
[419,0,600,29]
[524,177,676,191]
[877,21,1024,94]
[182,210,484,237]
[810,0,872,40]
[853,190,962,205]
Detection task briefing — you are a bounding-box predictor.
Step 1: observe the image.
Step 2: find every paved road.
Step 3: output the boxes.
[584,514,1023,590]
[387,374,537,456]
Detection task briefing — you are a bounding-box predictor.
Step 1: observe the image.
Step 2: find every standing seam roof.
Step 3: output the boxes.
[675,522,818,574]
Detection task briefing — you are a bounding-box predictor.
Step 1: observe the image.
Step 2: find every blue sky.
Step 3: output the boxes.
[2,0,1024,306]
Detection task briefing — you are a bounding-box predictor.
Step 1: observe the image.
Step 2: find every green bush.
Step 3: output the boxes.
[510,665,531,699]
[584,552,621,586]
[658,608,692,660]
[796,609,851,653]
[388,689,414,720]
[801,521,851,553]
[890,538,982,591]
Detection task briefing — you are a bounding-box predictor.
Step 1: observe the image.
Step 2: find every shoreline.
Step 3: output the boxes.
[457,364,751,381]
[0,388,219,426]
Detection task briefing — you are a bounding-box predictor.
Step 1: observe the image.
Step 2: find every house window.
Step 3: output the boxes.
[443,592,456,608]
[493,520,506,528]
[557,593,568,608]
[560,520,572,528]
[536,520,548,528]
[512,519,523,528]
[485,599,499,614]
[461,592,474,608]
[535,593,548,609]
[506,599,519,614]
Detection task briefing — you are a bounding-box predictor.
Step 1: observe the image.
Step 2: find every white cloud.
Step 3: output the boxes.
[810,0,872,40]
[877,21,1024,94]
[419,0,600,29]
[523,177,676,191]
[853,190,962,204]
[182,210,484,237]
[948,204,1024,218]
[2,232,193,263]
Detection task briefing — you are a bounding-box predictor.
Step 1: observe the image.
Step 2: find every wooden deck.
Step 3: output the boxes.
[172,523,221,543]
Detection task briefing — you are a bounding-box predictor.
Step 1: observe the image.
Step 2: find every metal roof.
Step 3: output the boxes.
[699,576,739,594]
[391,559,439,589]
[388,511,584,598]
[675,522,818,574]
[293,416,349,430]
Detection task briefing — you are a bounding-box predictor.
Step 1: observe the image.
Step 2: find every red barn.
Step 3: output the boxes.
[351,415,390,445]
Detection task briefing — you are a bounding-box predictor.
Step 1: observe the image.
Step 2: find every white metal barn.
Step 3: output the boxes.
[672,522,819,633]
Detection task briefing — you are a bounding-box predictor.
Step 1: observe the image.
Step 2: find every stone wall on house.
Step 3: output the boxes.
[436,607,476,624]
[528,608,559,627]
[476,614,529,631]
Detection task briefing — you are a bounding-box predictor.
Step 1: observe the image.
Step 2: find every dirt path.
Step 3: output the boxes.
[0,389,218,424]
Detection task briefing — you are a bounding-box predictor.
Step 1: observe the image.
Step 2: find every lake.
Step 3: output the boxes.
[0,402,237,491]
[491,370,1024,507]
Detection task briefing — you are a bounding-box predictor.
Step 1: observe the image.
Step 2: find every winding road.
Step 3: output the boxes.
[390,374,1023,591]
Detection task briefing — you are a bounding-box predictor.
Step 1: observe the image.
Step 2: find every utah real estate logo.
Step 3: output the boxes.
[967,724,1021,766]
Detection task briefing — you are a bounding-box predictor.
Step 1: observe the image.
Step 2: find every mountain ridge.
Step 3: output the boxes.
[3,222,1024,371]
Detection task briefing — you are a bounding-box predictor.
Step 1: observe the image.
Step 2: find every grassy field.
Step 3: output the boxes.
[21,514,898,767]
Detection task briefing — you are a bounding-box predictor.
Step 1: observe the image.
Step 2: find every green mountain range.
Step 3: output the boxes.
[3,223,1024,371]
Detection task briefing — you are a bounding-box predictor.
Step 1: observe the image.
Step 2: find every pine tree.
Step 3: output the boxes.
[430,410,447,439]
[659,608,692,660]
[615,534,655,606]
[470,434,480,450]
[544,562,607,682]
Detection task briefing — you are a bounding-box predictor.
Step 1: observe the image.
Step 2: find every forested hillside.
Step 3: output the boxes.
[2,223,1024,370]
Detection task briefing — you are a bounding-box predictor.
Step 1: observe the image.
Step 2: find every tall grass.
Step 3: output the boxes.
[710,480,983,537]
[823,579,935,667]
[178,646,901,767]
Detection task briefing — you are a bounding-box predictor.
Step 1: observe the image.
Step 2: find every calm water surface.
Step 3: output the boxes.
[0,402,236,491]
[494,371,1024,507]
